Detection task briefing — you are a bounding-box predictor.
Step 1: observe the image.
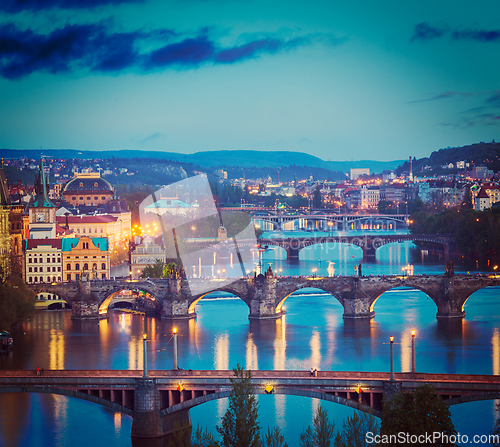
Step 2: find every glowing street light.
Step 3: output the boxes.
[173,327,178,370]
[390,336,395,381]
[411,330,416,374]
[143,333,148,377]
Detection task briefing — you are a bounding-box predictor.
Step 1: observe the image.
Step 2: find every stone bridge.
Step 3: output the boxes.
[1,369,500,439]
[29,274,500,321]
[258,234,453,259]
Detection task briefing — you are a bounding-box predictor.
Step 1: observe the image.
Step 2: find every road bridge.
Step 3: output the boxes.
[258,233,453,259]
[251,213,410,231]
[1,369,500,438]
[29,274,500,321]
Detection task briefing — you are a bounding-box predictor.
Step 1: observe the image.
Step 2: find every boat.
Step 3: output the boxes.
[0,331,13,354]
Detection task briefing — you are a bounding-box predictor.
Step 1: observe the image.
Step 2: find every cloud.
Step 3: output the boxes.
[137,132,162,145]
[452,29,500,42]
[0,22,338,79]
[0,0,144,12]
[411,22,446,41]
[486,91,500,107]
[407,91,472,104]
[412,22,500,43]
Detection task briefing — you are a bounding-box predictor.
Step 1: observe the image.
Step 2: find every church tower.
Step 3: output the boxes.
[28,157,56,239]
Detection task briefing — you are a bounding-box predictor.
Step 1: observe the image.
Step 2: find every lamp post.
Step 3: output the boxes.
[411,330,416,374]
[390,336,394,381]
[143,333,147,377]
[173,327,178,370]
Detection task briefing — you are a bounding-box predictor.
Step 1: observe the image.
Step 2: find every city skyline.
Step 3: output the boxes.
[0,0,499,161]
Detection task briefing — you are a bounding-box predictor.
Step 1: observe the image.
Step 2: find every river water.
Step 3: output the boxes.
[1,231,499,446]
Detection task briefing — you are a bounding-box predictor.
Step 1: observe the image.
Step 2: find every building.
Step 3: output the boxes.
[24,239,62,284]
[27,158,57,239]
[360,185,380,209]
[350,168,370,181]
[62,171,114,207]
[130,236,166,278]
[475,187,491,211]
[62,236,110,282]
[471,183,500,206]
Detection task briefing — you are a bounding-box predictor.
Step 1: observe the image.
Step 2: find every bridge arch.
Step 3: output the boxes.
[0,386,133,416]
[98,287,161,315]
[188,287,250,316]
[369,285,439,316]
[274,286,344,315]
[161,387,381,418]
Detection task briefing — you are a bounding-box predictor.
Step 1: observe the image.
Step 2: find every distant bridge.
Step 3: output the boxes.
[258,234,454,259]
[1,369,500,438]
[251,213,410,231]
[28,274,500,321]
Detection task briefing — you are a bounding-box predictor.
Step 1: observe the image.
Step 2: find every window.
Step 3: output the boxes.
[87,196,91,200]
[101,263,106,270]
[75,274,80,281]
[58,267,61,272]
[72,197,76,201]
[52,267,56,272]
[93,263,97,270]
[94,182,98,188]
[40,277,43,283]
[102,273,106,279]
[29,277,32,283]
[79,197,83,200]
[34,267,38,272]
[58,258,60,263]
[47,258,50,264]
[34,277,38,282]
[101,196,106,200]
[40,267,43,272]
[34,258,37,263]
[66,263,71,271]
[83,263,88,271]
[67,274,71,281]
[28,267,32,273]
[82,228,86,234]
[52,258,55,263]
[79,182,83,188]
[75,263,80,270]
[29,258,32,263]
[58,276,61,281]
[94,196,98,200]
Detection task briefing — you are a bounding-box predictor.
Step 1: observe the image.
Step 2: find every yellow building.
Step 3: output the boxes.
[56,213,131,250]
[62,171,114,206]
[62,236,110,282]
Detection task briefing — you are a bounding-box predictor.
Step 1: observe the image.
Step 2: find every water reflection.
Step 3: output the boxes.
[49,328,65,370]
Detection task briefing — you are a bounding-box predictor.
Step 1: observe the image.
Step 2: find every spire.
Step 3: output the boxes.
[0,158,9,205]
[31,156,55,208]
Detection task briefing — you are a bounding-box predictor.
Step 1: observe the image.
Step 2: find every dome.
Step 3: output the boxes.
[63,176,113,193]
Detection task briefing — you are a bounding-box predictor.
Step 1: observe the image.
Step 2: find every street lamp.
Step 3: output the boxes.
[143,333,148,377]
[173,327,178,370]
[411,330,416,374]
[390,336,394,381]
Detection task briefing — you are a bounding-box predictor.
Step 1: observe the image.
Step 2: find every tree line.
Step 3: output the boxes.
[165,362,459,447]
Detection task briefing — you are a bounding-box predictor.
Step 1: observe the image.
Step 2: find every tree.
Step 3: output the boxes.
[140,258,165,278]
[299,405,335,447]
[163,262,177,278]
[261,427,288,447]
[335,411,380,447]
[380,384,456,446]
[0,274,35,330]
[191,424,219,447]
[216,361,260,447]
[313,185,322,209]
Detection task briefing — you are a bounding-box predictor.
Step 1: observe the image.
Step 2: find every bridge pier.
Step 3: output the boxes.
[131,378,192,439]
[342,289,375,319]
[435,278,466,319]
[249,276,286,319]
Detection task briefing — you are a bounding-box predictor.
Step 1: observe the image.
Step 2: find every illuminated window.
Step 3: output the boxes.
[101,263,106,270]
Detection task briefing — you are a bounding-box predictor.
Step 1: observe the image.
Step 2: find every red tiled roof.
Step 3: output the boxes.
[25,239,62,250]
[56,215,118,224]
[477,187,490,199]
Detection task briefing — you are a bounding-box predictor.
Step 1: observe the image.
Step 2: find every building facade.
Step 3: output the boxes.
[25,239,62,284]
[62,237,110,282]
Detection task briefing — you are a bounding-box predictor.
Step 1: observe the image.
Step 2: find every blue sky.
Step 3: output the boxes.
[0,0,499,161]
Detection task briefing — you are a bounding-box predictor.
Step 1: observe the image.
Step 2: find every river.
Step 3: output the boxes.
[1,231,499,446]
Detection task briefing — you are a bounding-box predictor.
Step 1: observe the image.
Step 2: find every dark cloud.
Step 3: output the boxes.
[411,22,446,41]
[412,22,500,44]
[0,23,335,79]
[0,0,144,13]
[486,91,500,107]
[407,92,471,104]
[452,29,500,42]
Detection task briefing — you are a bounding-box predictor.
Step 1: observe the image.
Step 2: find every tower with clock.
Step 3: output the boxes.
[28,157,56,239]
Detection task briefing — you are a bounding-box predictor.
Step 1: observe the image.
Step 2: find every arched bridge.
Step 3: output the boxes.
[252,213,410,231]
[258,234,453,259]
[28,274,500,321]
[1,369,500,439]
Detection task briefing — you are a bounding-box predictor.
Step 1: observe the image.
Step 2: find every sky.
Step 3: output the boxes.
[0,0,499,162]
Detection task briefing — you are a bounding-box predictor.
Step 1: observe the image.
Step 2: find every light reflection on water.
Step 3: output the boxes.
[1,240,500,445]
